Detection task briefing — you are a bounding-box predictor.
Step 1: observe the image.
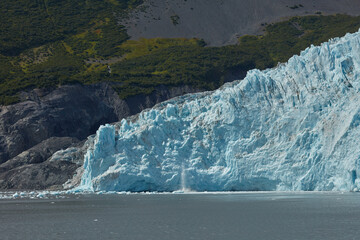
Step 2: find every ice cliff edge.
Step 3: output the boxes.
[78,29,360,192]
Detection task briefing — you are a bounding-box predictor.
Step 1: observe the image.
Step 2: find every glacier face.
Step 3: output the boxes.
[78,30,360,192]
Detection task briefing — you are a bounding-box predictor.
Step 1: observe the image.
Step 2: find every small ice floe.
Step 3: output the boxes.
[12,192,20,198]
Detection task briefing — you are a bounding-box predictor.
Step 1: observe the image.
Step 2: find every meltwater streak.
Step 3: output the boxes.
[181,163,187,191]
[77,29,360,192]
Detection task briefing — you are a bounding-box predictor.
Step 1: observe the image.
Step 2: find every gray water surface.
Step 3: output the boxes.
[1,192,359,240]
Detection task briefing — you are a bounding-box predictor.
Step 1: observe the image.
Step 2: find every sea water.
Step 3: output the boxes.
[1,192,359,240]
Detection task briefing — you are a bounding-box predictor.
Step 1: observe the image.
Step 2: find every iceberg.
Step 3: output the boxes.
[78,30,360,192]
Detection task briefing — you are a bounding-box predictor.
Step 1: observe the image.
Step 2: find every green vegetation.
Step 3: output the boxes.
[0,0,142,56]
[1,11,360,105]
[288,4,304,9]
[111,43,271,99]
[110,14,360,99]
[170,15,180,25]
[239,14,360,63]
[119,38,204,59]
[0,0,143,104]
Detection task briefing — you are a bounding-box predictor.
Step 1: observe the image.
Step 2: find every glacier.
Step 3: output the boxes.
[78,30,360,192]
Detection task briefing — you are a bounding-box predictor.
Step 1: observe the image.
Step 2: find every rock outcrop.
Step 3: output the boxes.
[0,83,200,190]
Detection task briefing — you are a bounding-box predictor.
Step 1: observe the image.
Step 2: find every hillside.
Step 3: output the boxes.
[1,0,360,190]
[1,11,360,105]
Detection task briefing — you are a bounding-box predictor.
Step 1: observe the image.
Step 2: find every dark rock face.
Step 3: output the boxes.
[0,137,82,190]
[125,85,200,115]
[0,137,79,174]
[0,83,200,190]
[0,161,79,190]
[0,84,121,164]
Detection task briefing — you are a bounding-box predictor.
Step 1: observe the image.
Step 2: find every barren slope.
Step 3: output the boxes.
[123,0,360,46]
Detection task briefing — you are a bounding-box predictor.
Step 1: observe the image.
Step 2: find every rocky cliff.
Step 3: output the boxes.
[0,83,200,189]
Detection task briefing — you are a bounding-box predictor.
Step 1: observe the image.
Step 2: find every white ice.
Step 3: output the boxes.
[77,29,360,192]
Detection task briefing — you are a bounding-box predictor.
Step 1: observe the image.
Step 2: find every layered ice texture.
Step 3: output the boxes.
[79,30,360,192]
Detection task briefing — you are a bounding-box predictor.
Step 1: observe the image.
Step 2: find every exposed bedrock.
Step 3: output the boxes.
[124,0,360,46]
[0,83,200,189]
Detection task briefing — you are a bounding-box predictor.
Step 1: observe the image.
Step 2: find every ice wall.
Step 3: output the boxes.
[79,30,360,192]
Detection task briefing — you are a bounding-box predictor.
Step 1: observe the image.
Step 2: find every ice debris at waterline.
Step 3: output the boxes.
[0,191,70,200]
[78,30,360,192]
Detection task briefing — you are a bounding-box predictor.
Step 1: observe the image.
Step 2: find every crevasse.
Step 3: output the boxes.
[78,30,360,192]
